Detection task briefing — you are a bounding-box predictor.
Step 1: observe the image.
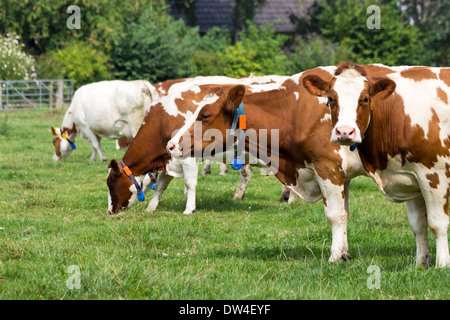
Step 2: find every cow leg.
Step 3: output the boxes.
[288,189,298,204]
[318,178,350,263]
[201,160,212,175]
[84,129,106,162]
[405,197,431,267]
[219,163,228,176]
[146,172,173,212]
[181,160,198,214]
[280,184,290,202]
[420,191,450,267]
[233,164,253,200]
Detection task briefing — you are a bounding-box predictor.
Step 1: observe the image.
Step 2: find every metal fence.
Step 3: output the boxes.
[0,79,73,111]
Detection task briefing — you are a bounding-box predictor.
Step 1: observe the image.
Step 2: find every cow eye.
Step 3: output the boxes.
[199,114,211,121]
[363,97,369,103]
[327,97,334,106]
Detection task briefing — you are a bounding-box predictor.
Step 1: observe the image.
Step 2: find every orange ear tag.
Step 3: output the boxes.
[61,132,68,139]
[239,115,246,130]
[122,165,132,176]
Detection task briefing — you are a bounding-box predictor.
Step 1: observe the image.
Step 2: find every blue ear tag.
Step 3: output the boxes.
[71,144,76,150]
[350,143,358,152]
[151,183,156,190]
[231,157,243,170]
[137,191,145,202]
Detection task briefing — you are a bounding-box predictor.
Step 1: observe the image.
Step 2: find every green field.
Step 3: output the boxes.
[0,110,448,300]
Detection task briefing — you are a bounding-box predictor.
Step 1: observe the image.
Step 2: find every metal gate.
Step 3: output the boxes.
[0,79,73,111]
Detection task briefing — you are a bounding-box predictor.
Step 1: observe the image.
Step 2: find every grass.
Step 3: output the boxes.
[0,109,448,300]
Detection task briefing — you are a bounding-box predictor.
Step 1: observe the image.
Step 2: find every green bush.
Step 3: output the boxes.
[317,0,423,65]
[38,41,111,86]
[111,6,200,83]
[218,22,289,77]
[287,34,341,73]
[0,33,36,80]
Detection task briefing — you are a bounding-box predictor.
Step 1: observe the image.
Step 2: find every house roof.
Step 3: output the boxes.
[170,0,315,33]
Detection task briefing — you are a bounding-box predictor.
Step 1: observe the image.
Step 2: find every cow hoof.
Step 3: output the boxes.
[183,209,196,215]
[329,253,351,263]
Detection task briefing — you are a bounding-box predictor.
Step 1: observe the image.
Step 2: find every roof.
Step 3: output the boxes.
[170,0,315,33]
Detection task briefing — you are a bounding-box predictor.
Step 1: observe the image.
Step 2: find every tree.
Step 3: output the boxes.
[398,0,449,66]
[111,6,200,83]
[316,0,424,65]
[218,22,289,77]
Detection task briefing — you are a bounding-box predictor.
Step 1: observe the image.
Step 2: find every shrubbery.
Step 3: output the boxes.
[0,33,36,80]
[1,0,447,84]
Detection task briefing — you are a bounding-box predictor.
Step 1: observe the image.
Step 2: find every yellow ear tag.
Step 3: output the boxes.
[61,132,68,140]
[370,102,374,110]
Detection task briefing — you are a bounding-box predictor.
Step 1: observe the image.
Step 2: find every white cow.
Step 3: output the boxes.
[51,80,159,162]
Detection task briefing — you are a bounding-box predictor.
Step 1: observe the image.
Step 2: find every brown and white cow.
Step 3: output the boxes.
[303,62,450,267]
[106,75,291,215]
[166,68,372,262]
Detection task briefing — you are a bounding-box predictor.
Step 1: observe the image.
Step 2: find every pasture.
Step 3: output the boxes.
[0,110,448,300]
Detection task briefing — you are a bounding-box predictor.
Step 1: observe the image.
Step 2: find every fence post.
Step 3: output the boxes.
[56,80,64,109]
[49,82,53,115]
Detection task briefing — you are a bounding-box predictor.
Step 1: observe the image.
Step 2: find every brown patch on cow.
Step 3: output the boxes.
[62,123,77,136]
[439,69,450,87]
[444,188,449,216]
[400,67,438,81]
[335,62,367,77]
[426,173,439,189]
[53,137,62,157]
[445,163,450,179]
[154,78,187,96]
[117,138,131,149]
[437,87,448,104]
[364,64,396,77]
[323,197,327,207]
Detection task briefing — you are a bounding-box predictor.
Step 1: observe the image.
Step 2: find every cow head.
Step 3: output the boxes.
[166,85,245,158]
[302,64,396,145]
[51,126,74,161]
[106,159,152,214]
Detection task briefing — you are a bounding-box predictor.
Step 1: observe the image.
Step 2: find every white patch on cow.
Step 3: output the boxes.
[107,168,113,212]
[294,92,299,100]
[169,94,220,147]
[248,84,285,93]
[320,113,331,123]
[388,71,450,140]
[331,71,366,143]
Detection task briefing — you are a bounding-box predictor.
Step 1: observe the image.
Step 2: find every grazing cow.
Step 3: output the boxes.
[51,80,159,162]
[302,62,450,267]
[166,68,373,262]
[107,75,291,216]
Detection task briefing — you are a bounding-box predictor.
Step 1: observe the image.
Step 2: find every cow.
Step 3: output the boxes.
[302,62,450,267]
[106,75,292,216]
[165,67,374,263]
[51,80,159,162]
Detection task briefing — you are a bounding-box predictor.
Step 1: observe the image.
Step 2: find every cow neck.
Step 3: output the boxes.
[61,107,77,139]
[121,104,177,177]
[239,87,298,184]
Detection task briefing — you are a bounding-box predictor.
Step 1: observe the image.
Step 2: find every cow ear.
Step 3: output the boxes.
[108,159,123,177]
[302,75,331,97]
[226,85,245,113]
[368,77,396,99]
[51,126,59,136]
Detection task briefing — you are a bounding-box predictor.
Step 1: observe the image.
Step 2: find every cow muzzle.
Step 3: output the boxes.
[166,141,183,157]
[332,126,360,145]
